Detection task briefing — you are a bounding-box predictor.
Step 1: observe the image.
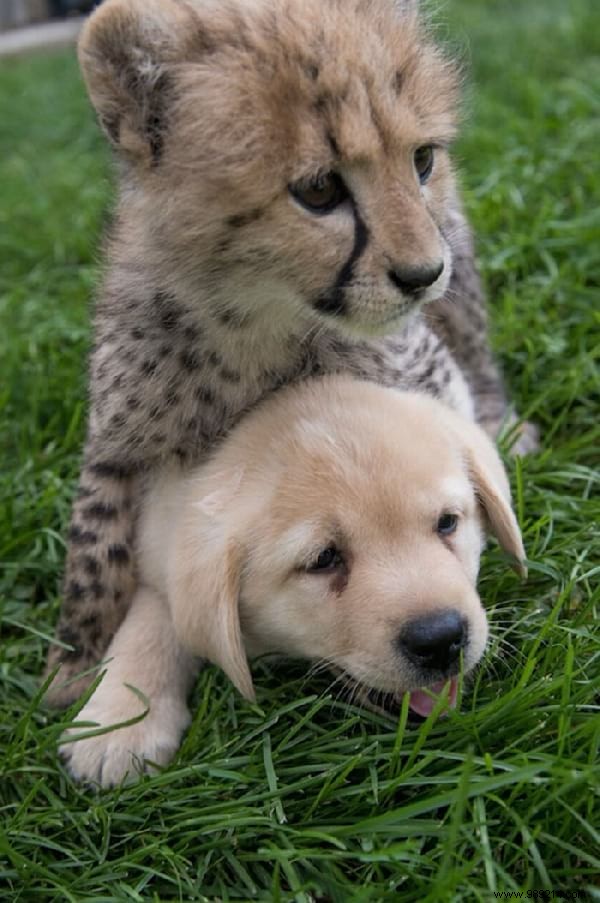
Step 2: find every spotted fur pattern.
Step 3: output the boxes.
[46,0,518,705]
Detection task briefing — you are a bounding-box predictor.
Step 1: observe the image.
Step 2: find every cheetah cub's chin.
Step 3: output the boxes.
[63,377,525,787]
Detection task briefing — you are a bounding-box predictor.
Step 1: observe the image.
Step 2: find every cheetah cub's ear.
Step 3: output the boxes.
[78,0,205,165]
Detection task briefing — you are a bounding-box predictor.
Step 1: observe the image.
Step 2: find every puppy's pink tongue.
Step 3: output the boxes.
[408,677,458,718]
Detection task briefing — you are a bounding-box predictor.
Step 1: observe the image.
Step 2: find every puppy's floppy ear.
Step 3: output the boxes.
[440,412,527,577]
[78,0,207,164]
[459,420,527,577]
[168,476,255,702]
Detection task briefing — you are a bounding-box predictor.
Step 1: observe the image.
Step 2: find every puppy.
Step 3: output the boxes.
[62,377,525,786]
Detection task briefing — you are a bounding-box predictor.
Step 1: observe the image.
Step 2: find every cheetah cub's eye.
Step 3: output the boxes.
[307,545,344,572]
[414,145,435,185]
[289,172,349,214]
[437,513,459,536]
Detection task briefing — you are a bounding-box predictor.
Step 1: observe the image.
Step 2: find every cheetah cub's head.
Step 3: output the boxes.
[80,0,461,337]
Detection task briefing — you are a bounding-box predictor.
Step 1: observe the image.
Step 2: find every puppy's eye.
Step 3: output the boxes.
[437,513,458,536]
[289,172,348,214]
[308,545,343,572]
[414,145,434,185]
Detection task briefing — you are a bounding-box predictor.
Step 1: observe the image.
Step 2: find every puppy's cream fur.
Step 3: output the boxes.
[63,378,525,786]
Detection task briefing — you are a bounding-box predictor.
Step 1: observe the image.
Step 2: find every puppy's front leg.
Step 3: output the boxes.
[61,585,198,787]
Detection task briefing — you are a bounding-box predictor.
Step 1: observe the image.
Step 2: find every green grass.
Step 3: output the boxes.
[1,0,599,899]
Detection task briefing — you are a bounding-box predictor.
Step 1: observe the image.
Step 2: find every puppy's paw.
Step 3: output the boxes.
[61,689,190,788]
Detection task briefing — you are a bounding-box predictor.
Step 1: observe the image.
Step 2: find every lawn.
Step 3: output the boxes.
[1,0,599,899]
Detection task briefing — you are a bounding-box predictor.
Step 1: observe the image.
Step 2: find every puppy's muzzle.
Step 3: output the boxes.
[398,609,467,674]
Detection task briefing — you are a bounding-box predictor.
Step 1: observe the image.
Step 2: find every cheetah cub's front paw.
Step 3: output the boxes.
[508,420,540,456]
[61,686,190,788]
[486,414,540,456]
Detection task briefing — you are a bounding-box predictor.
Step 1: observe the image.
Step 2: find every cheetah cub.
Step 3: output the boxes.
[47,0,527,705]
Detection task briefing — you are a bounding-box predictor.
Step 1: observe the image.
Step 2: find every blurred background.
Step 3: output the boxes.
[1,0,98,31]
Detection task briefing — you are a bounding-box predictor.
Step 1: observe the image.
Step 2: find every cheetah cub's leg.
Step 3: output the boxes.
[426,206,538,454]
[61,585,197,788]
[45,452,140,707]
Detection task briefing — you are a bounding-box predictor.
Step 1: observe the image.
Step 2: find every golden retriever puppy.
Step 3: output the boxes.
[62,377,525,786]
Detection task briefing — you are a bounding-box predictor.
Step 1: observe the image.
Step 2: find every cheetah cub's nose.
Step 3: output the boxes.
[388,261,444,295]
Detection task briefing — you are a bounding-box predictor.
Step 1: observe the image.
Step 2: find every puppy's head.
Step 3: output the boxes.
[79,0,459,336]
[168,378,525,715]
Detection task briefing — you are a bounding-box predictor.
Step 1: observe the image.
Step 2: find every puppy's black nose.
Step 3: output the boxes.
[399,610,467,672]
[388,261,444,295]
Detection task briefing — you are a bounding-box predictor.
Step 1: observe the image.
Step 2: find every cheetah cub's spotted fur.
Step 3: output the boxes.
[46,0,525,705]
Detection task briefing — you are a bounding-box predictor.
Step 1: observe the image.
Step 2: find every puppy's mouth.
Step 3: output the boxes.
[359,676,459,721]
